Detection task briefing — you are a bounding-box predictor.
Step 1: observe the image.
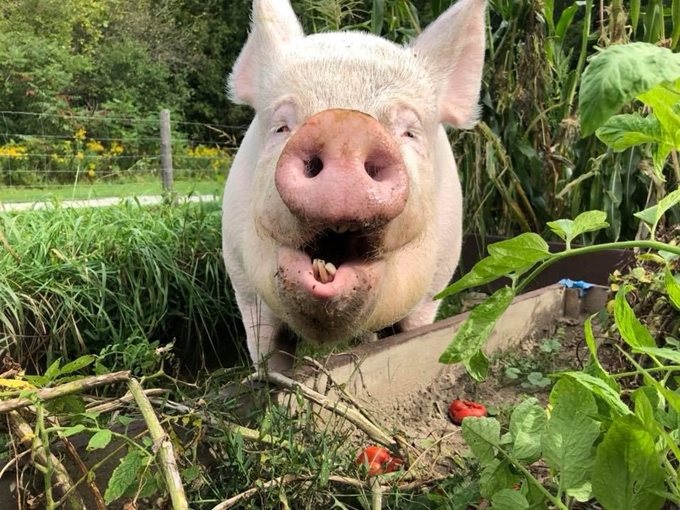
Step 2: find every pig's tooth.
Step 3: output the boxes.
[329,225,340,233]
[336,224,350,234]
[348,225,360,232]
[325,262,337,276]
[317,259,329,283]
[312,258,320,281]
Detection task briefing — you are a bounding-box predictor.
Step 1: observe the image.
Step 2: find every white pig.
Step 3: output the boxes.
[222,0,487,372]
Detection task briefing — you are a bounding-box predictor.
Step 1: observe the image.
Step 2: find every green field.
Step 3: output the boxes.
[0,180,223,203]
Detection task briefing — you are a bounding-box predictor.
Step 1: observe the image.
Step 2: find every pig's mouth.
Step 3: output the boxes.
[302,226,376,283]
[276,224,385,302]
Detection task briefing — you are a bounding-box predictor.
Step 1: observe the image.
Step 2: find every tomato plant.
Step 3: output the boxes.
[435,198,680,509]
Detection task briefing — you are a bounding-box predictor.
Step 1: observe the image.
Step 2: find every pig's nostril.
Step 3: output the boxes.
[364,162,382,181]
[304,156,324,178]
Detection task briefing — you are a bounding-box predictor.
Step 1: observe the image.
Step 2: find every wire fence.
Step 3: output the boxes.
[0,110,249,190]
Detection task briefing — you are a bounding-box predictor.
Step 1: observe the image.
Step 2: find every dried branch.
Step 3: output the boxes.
[248,371,397,450]
[212,474,368,510]
[7,411,86,510]
[56,428,107,510]
[127,378,188,510]
[0,371,131,413]
[151,397,303,454]
[86,387,168,414]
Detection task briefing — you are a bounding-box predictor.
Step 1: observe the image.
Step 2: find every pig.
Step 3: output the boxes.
[222,0,487,372]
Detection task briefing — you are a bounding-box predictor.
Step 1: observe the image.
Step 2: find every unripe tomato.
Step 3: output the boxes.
[448,399,487,424]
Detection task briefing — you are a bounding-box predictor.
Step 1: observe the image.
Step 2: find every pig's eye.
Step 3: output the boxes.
[275,125,290,134]
[403,130,416,139]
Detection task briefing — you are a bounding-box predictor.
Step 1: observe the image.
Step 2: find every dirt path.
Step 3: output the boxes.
[0,194,218,211]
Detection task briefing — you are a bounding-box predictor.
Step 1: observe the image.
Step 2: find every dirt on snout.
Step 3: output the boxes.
[371,315,607,473]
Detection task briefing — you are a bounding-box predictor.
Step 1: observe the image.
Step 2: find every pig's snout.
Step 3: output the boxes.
[275,109,408,227]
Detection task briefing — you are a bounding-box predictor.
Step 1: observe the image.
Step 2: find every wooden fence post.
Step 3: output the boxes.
[159,109,174,193]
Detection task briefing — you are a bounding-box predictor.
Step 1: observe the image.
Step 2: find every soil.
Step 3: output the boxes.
[372,314,616,473]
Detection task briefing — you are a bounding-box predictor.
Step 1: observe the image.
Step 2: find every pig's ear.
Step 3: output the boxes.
[412,0,487,129]
[228,0,304,106]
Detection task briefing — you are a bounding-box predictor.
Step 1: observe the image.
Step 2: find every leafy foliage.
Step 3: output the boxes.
[440,198,680,508]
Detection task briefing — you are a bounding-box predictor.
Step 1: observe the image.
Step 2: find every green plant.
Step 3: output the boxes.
[434,199,680,508]
[499,326,565,390]
[0,200,241,371]
[579,41,680,239]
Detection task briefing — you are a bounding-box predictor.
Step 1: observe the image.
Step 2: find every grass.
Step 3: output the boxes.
[0,199,240,372]
[0,179,223,203]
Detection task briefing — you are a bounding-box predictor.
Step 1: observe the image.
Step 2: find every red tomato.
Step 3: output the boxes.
[448,399,487,425]
[384,456,403,473]
[355,446,402,476]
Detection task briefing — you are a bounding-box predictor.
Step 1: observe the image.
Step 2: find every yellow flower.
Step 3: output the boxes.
[74,128,86,141]
[0,145,27,159]
[110,142,124,155]
[76,151,84,160]
[86,140,104,153]
[87,169,95,178]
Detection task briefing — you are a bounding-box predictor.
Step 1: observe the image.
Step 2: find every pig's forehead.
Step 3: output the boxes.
[269,32,438,118]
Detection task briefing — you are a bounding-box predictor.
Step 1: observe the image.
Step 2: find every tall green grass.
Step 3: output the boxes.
[0,200,243,373]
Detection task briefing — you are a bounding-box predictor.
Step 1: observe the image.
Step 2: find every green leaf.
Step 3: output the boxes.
[104,450,143,505]
[45,358,62,381]
[592,415,665,510]
[547,211,608,248]
[439,287,515,367]
[464,349,489,382]
[60,424,86,437]
[654,188,680,232]
[87,429,113,451]
[631,0,641,34]
[634,206,657,227]
[485,233,550,264]
[479,458,519,499]
[526,372,551,388]
[371,0,384,35]
[461,417,500,464]
[632,345,680,364]
[60,355,96,376]
[435,234,549,298]
[579,42,680,136]
[542,377,601,493]
[631,388,660,440]
[566,481,593,503]
[489,489,530,510]
[622,351,680,415]
[637,84,680,147]
[504,367,521,379]
[546,218,572,242]
[582,315,620,391]
[614,286,656,348]
[652,143,672,180]
[555,3,578,47]
[666,268,680,309]
[562,372,631,417]
[509,398,546,463]
[572,210,609,240]
[596,113,666,151]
